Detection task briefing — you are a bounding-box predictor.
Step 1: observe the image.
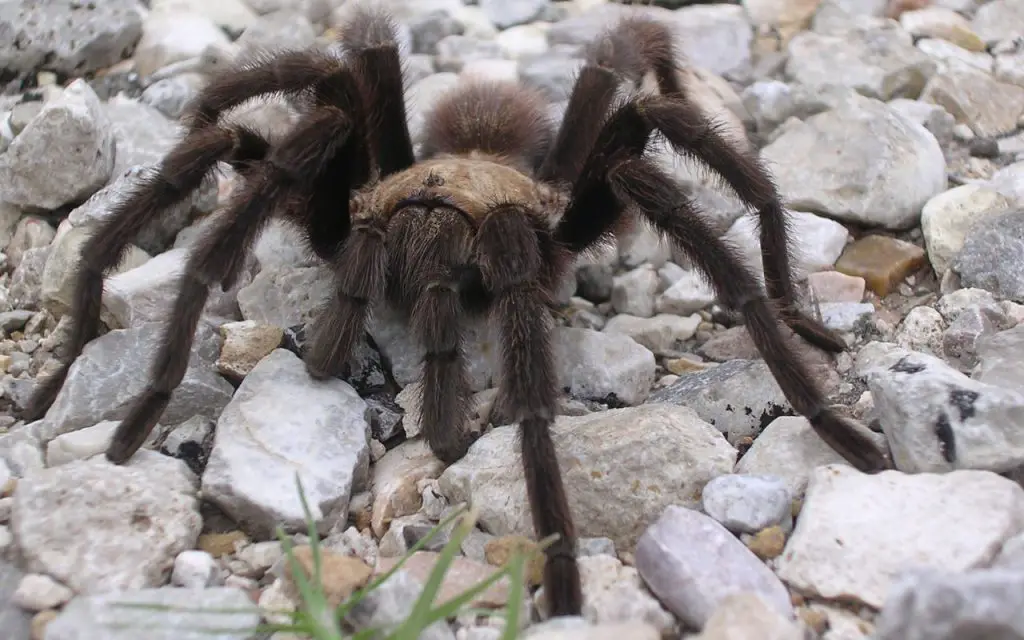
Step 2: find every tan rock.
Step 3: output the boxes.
[216,320,284,381]
[835,235,927,297]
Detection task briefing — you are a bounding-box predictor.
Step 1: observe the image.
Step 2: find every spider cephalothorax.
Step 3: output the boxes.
[25,6,891,617]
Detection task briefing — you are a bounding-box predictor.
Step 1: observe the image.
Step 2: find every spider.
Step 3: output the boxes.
[24,6,891,617]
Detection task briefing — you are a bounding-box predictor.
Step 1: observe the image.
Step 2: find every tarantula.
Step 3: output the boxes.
[24,6,890,617]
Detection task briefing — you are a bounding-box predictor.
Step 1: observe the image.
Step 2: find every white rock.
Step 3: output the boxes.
[553,327,656,406]
[774,464,1024,608]
[0,80,115,210]
[574,554,676,636]
[602,313,701,356]
[201,349,371,538]
[875,568,1024,640]
[438,404,736,552]
[656,270,717,316]
[45,421,120,467]
[722,210,850,286]
[171,550,220,588]
[701,474,793,534]
[133,12,233,77]
[921,184,1015,276]
[735,416,854,497]
[857,343,1024,474]
[12,573,74,611]
[893,306,946,355]
[611,265,660,317]
[693,593,804,640]
[761,93,947,229]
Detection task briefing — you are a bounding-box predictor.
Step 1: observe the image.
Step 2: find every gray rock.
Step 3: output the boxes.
[858,342,1024,473]
[105,96,182,180]
[408,9,465,55]
[12,452,202,593]
[519,54,584,102]
[785,20,936,100]
[894,305,946,355]
[648,359,792,444]
[952,210,1024,302]
[602,313,701,356]
[701,474,793,534]
[553,327,657,406]
[921,65,1024,138]
[975,325,1024,391]
[44,586,260,640]
[435,35,506,73]
[611,266,660,318]
[201,349,371,538]
[887,98,956,145]
[635,505,793,629]
[875,568,1024,640]
[236,10,317,56]
[346,570,455,640]
[101,247,247,329]
[368,305,499,392]
[761,93,947,229]
[479,0,548,30]
[34,320,233,441]
[0,80,116,210]
[439,404,736,552]
[972,0,1024,45]
[140,73,206,119]
[776,464,1024,609]
[0,0,144,80]
[942,304,1009,372]
[237,265,333,329]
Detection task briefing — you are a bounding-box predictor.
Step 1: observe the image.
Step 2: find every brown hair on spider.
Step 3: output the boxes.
[24,5,891,617]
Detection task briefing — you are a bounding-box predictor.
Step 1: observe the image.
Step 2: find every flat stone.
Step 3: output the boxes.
[33,320,232,442]
[602,313,701,356]
[835,234,928,296]
[11,452,202,593]
[635,505,793,629]
[774,464,1024,608]
[438,404,736,553]
[806,271,867,303]
[900,7,985,51]
[553,327,657,406]
[44,586,259,640]
[647,359,793,444]
[971,0,1024,45]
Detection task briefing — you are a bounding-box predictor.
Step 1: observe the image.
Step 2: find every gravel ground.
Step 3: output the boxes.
[1,0,1024,638]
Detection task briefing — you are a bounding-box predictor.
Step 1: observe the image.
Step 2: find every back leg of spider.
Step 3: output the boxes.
[336,5,414,177]
[538,15,683,183]
[608,158,890,472]
[23,126,270,423]
[109,102,369,462]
